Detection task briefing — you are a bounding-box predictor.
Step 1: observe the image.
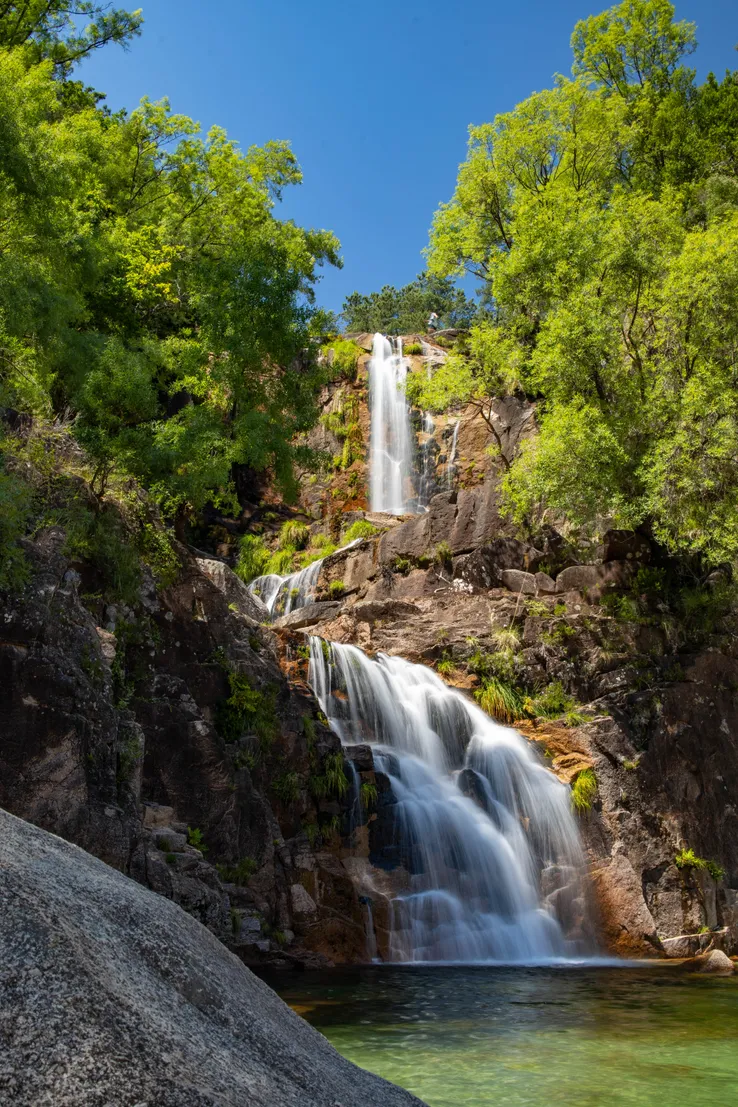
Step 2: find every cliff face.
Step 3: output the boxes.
[0,522,369,967]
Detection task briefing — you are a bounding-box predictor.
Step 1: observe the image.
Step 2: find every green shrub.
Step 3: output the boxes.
[403,342,423,355]
[324,753,348,798]
[217,857,258,885]
[265,546,296,575]
[675,848,725,881]
[279,520,310,550]
[475,677,525,724]
[433,541,453,568]
[236,534,271,583]
[187,826,208,853]
[528,681,585,723]
[437,658,456,677]
[328,579,345,598]
[322,338,362,381]
[392,556,413,574]
[273,770,300,805]
[571,769,597,814]
[343,519,379,543]
[216,667,279,748]
[525,599,549,617]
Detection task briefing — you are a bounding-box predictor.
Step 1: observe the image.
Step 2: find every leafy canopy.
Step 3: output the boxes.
[341,272,477,334]
[0,39,341,523]
[423,0,738,564]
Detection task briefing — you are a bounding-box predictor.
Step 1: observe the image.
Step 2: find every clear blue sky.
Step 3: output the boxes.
[78,0,738,314]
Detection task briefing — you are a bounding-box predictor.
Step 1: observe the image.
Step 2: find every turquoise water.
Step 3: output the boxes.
[263,965,738,1106]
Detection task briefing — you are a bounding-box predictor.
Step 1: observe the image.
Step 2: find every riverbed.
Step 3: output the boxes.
[261,964,738,1106]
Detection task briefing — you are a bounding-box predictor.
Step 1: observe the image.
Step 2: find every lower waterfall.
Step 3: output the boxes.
[248,539,361,618]
[309,638,592,963]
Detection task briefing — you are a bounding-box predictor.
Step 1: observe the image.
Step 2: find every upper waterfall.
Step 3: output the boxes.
[309,638,592,964]
[368,333,419,515]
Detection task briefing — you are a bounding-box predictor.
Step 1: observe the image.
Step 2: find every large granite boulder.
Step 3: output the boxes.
[0,808,424,1107]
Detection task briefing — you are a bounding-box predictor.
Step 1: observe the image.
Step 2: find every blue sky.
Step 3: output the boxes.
[78,0,738,314]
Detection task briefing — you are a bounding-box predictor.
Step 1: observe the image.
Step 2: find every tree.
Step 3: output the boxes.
[341,272,478,333]
[0,1,142,74]
[0,44,341,524]
[423,0,738,564]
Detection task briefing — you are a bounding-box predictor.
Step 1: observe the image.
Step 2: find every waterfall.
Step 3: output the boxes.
[248,557,323,618]
[446,418,460,489]
[248,539,361,619]
[309,638,591,964]
[417,411,436,509]
[369,334,418,514]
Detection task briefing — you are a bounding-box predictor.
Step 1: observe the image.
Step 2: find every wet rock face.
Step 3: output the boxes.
[0,809,424,1107]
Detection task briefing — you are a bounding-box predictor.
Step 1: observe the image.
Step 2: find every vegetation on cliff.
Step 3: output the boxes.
[418,0,738,565]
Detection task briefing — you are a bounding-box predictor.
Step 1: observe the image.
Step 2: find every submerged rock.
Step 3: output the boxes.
[0,808,425,1107]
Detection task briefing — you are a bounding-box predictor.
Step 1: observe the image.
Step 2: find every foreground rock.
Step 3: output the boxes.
[0,809,425,1107]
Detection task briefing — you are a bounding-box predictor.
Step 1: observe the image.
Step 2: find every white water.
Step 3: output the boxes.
[309,638,591,964]
[248,539,361,619]
[417,411,436,509]
[369,334,418,514]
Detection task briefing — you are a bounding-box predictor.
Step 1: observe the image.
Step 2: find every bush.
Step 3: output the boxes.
[322,339,362,382]
[216,666,279,748]
[571,769,597,814]
[675,848,725,881]
[278,520,310,550]
[343,519,379,543]
[217,857,258,885]
[329,579,345,598]
[187,826,208,853]
[0,464,32,591]
[273,770,300,805]
[404,342,423,355]
[236,534,271,583]
[475,677,525,724]
[360,781,378,808]
[433,541,453,568]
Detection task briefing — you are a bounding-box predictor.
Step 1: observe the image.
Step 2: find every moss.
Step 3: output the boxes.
[675,848,725,881]
[571,769,597,814]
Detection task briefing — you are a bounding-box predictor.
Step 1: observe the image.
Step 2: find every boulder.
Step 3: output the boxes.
[555,564,600,594]
[691,949,736,975]
[0,808,424,1107]
[195,558,268,623]
[274,601,344,630]
[454,538,544,591]
[534,572,557,595]
[500,569,537,595]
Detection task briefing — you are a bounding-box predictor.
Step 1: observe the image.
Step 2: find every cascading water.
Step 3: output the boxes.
[369,334,418,515]
[248,539,361,619]
[309,638,592,964]
[416,411,436,509]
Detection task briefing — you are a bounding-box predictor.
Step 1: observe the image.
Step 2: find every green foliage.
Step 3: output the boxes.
[360,781,378,809]
[324,752,348,798]
[217,857,258,886]
[186,827,207,853]
[433,541,453,568]
[404,342,423,355]
[475,677,525,724]
[273,770,300,806]
[328,579,345,598]
[216,667,278,748]
[426,0,738,564]
[436,657,457,677]
[278,520,310,550]
[571,769,598,813]
[341,272,477,333]
[0,460,32,591]
[342,519,379,543]
[321,338,362,382]
[525,599,550,618]
[675,848,725,881]
[528,681,583,723]
[0,32,341,530]
[235,535,270,584]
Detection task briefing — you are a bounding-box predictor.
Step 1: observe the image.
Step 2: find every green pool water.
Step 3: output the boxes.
[261,964,738,1107]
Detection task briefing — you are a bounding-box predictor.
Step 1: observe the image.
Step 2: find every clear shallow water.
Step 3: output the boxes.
[262,965,738,1107]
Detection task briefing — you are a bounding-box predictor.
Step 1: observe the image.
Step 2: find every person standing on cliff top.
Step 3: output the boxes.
[427,310,440,332]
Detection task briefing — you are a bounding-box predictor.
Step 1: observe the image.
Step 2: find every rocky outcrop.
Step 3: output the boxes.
[0,808,424,1107]
[0,526,369,966]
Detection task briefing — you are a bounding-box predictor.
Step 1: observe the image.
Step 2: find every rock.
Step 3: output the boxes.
[453,538,544,590]
[153,827,187,852]
[143,803,175,829]
[555,565,600,594]
[589,851,662,957]
[691,949,736,975]
[195,558,268,623]
[0,809,423,1107]
[500,569,537,594]
[351,599,419,624]
[661,933,713,958]
[290,882,318,919]
[343,744,375,772]
[534,572,557,595]
[274,601,344,630]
